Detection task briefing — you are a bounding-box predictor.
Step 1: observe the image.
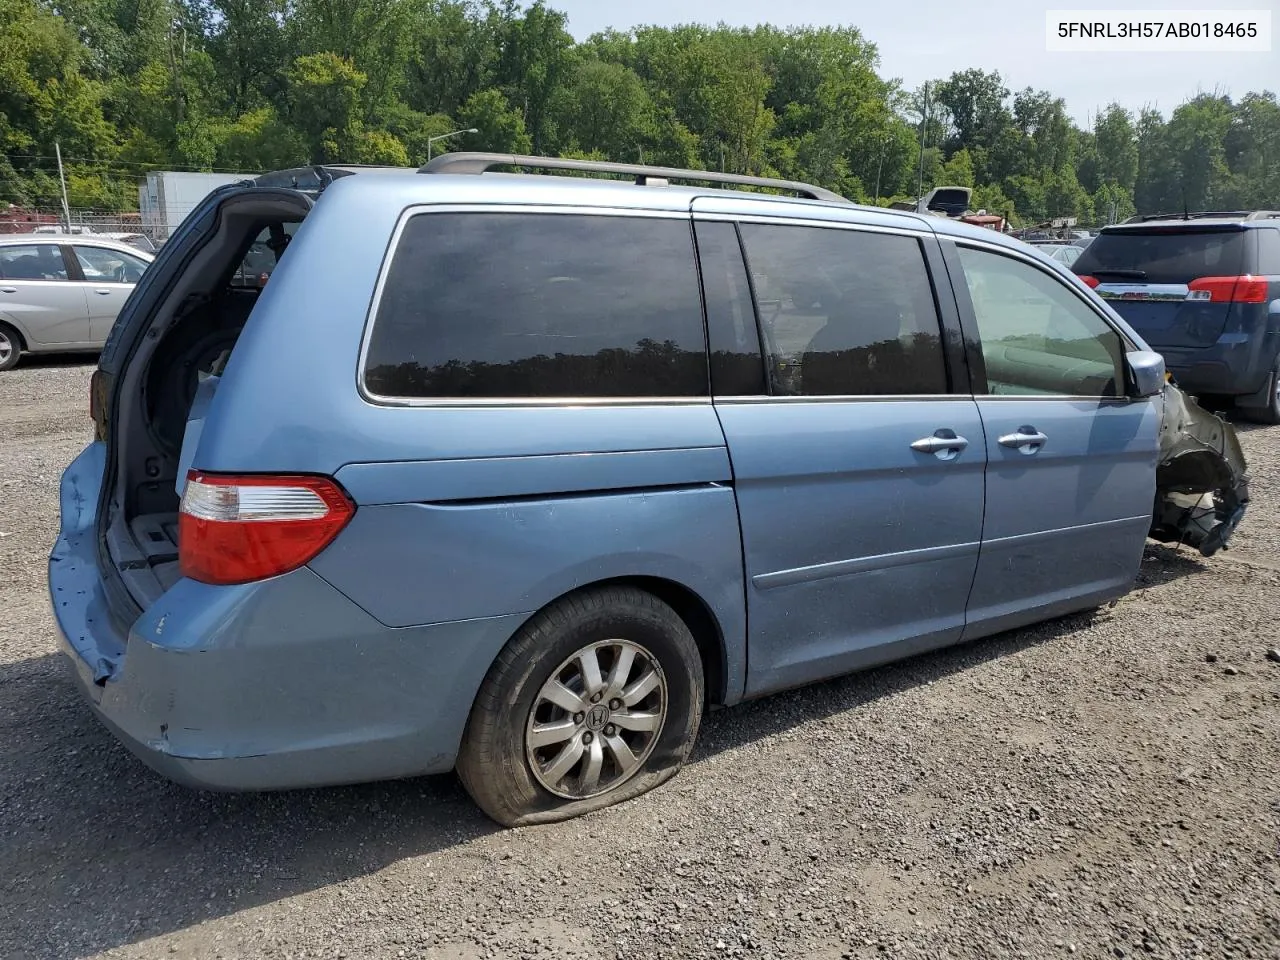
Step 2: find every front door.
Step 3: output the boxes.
[0,243,90,345]
[693,216,987,697]
[70,244,150,342]
[946,241,1162,639]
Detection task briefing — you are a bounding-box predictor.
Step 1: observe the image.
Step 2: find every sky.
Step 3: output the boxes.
[550,0,1279,127]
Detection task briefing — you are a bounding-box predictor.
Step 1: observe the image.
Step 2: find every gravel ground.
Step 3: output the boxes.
[1,360,1277,960]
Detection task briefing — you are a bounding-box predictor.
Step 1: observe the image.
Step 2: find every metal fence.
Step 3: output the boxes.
[1,207,155,241]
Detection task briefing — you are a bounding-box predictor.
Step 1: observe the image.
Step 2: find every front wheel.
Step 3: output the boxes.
[457,586,704,827]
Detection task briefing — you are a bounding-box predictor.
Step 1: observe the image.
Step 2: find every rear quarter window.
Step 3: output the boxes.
[1257,228,1280,275]
[1074,229,1246,284]
[362,213,708,399]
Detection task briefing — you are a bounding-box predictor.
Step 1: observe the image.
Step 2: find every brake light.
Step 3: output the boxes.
[1079,275,1101,289]
[178,472,355,585]
[1187,276,1269,304]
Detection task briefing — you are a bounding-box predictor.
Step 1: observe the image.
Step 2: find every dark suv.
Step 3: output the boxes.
[1073,211,1280,421]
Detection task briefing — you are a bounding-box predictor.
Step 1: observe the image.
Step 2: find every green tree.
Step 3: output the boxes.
[1094,103,1138,191]
[554,58,653,160]
[458,88,532,153]
[1222,92,1280,208]
[1165,94,1233,209]
[1134,108,1176,214]
[491,0,573,153]
[934,69,1013,173]
[938,147,975,187]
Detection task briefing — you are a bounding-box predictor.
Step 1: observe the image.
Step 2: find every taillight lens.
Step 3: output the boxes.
[1079,275,1101,289]
[178,472,355,585]
[1187,275,1269,304]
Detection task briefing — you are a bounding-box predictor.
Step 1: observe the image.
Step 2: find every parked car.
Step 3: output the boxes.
[49,155,1249,826]
[1073,211,1280,421]
[0,235,153,371]
[1031,242,1085,267]
[93,232,158,255]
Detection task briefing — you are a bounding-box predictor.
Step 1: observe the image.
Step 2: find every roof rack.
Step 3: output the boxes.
[1121,210,1280,223]
[418,152,847,203]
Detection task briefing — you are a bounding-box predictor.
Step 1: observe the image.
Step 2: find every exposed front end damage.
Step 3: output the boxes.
[1149,385,1250,557]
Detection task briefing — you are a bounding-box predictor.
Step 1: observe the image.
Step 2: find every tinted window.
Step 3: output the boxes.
[364,214,708,399]
[0,244,68,280]
[73,245,148,283]
[1257,228,1280,275]
[694,221,765,395]
[959,246,1125,397]
[737,223,946,396]
[1073,229,1246,284]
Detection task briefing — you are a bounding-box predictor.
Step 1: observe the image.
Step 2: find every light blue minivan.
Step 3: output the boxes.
[49,154,1248,825]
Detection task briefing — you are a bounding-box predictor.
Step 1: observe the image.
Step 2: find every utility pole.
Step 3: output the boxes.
[55,141,72,231]
[916,83,929,200]
[874,135,887,204]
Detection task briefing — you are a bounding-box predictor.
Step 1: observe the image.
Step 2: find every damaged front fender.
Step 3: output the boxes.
[1149,384,1250,557]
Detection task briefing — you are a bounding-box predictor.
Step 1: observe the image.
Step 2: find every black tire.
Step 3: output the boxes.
[457,586,704,827]
[0,323,21,372]
[1238,357,1280,425]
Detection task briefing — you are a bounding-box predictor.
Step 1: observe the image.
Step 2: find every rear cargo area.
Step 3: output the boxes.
[97,191,311,611]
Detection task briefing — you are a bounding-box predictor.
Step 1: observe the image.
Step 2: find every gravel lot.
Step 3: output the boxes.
[1,360,1277,960]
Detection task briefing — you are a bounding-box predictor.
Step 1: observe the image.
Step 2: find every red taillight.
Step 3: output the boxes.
[178,472,355,585]
[1079,275,1101,289]
[1187,275,1269,304]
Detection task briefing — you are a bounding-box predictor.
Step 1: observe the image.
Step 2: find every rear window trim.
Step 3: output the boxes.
[356,202,713,408]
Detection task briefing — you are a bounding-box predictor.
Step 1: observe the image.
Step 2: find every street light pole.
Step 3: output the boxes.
[426,128,479,163]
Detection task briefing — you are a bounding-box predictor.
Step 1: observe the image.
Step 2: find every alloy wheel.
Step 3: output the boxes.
[525,639,668,800]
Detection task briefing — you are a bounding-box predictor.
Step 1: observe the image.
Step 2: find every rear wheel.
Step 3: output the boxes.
[457,586,704,827]
[1239,357,1280,425]
[0,324,21,371]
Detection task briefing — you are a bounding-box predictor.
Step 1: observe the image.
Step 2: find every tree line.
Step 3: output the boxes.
[2,0,1277,223]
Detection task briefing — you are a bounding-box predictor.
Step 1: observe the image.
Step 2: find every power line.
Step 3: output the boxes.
[9,156,266,174]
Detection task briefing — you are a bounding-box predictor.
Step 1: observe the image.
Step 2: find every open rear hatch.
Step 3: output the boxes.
[91,182,314,635]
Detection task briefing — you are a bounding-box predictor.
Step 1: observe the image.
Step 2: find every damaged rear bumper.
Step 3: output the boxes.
[1149,384,1250,557]
[50,445,526,791]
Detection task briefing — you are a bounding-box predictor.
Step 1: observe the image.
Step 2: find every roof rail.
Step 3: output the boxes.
[418,152,847,203]
[1121,210,1280,224]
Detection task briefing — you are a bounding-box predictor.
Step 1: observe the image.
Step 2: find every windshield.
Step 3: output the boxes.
[1073,229,1246,284]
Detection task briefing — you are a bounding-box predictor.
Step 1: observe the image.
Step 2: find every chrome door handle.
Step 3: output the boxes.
[998,426,1048,454]
[93,288,112,295]
[0,286,16,294]
[911,430,969,461]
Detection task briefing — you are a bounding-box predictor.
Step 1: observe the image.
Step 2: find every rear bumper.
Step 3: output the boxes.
[50,446,527,791]
[1157,340,1274,398]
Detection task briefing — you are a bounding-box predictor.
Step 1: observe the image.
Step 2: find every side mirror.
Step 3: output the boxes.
[1125,350,1166,399]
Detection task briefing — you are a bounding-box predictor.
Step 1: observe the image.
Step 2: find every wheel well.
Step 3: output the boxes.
[0,320,25,350]
[569,576,728,706]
